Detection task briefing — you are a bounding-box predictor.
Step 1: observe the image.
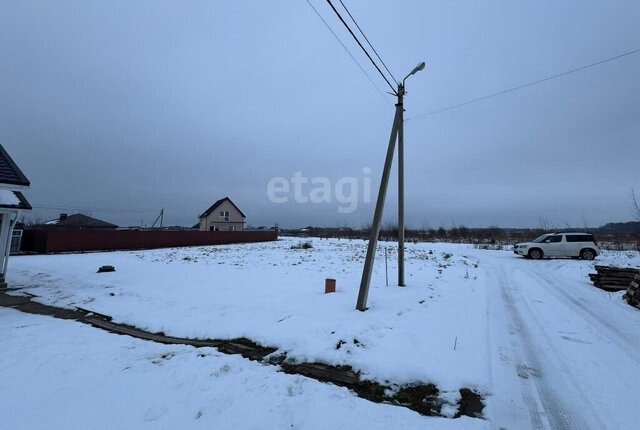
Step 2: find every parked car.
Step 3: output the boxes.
[513,232,599,260]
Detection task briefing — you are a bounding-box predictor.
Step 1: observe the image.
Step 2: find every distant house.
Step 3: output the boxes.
[0,144,32,286]
[30,213,118,230]
[198,197,245,232]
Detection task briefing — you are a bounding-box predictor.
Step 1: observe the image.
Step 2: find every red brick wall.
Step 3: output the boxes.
[21,230,278,253]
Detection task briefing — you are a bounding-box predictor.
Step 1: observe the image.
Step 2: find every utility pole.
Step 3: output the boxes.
[355,106,401,311]
[151,209,164,228]
[356,62,425,311]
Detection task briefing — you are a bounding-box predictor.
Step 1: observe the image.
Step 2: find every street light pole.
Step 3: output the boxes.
[398,61,425,288]
[397,83,405,287]
[356,61,425,311]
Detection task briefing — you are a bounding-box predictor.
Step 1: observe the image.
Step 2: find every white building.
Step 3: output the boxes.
[198,197,246,232]
[0,145,31,287]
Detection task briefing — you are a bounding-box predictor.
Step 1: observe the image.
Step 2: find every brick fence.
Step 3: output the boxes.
[20,229,278,253]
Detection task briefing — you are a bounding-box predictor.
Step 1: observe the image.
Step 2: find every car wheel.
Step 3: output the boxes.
[580,249,596,260]
[528,248,543,260]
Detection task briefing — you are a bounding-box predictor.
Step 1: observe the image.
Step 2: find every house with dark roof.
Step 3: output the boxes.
[30,213,118,230]
[198,197,245,231]
[0,144,32,287]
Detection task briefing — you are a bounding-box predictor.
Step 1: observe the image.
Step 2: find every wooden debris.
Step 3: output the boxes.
[623,274,640,309]
[588,266,640,291]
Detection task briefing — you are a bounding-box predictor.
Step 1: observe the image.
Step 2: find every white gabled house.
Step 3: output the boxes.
[0,145,31,287]
[198,197,246,232]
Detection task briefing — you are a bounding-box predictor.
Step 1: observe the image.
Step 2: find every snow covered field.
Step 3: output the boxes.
[4,237,640,429]
[1,308,479,430]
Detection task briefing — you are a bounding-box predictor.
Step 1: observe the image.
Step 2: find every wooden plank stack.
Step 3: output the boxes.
[623,274,640,309]
[588,265,640,292]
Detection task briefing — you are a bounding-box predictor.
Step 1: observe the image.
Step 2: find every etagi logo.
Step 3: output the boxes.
[267,168,372,213]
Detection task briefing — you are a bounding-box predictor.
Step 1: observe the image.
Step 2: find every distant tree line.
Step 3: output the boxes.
[283,223,639,252]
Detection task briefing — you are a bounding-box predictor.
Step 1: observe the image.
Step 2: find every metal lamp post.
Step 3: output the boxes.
[356,61,425,311]
[398,61,425,287]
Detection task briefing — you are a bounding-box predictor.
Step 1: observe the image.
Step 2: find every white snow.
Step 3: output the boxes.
[5,237,640,429]
[0,307,482,430]
[0,189,20,206]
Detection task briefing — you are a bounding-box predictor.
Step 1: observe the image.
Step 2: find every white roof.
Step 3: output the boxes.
[0,189,20,206]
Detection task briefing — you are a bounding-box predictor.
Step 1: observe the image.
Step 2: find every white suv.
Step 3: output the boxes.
[513,233,599,260]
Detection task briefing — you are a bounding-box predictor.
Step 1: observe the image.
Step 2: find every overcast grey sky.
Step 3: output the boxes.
[1,0,639,228]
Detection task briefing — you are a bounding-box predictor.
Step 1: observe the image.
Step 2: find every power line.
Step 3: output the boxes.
[32,205,155,213]
[337,0,398,85]
[304,0,391,104]
[407,48,640,121]
[326,0,397,94]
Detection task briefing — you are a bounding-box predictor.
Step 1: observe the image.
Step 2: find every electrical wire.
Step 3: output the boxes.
[337,0,398,85]
[304,0,391,104]
[32,205,155,213]
[326,0,397,94]
[406,48,640,121]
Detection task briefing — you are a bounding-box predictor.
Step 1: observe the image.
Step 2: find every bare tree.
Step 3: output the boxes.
[420,218,431,232]
[580,212,590,232]
[631,189,640,221]
[539,216,553,231]
[23,215,43,226]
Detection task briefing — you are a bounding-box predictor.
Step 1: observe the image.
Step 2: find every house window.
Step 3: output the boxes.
[231,225,236,232]
[10,229,23,254]
[219,210,229,221]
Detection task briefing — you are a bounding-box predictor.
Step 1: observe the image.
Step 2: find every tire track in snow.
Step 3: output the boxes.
[506,270,610,430]
[495,265,595,430]
[488,267,545,430]
[529,269,640,366]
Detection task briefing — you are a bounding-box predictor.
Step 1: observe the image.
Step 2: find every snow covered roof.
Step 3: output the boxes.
[0,145,30,188]
[0,189,31,210]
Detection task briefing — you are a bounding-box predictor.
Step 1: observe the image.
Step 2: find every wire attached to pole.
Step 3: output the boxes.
[326,0,397,94]
[337,0,398,85]
[305,0,391,104]
[407,48,640,121]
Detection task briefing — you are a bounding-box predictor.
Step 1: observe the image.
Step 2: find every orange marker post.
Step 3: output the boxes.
[325,278,336,294]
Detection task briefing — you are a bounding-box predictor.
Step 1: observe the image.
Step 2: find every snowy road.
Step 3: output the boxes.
[484,254,640,430]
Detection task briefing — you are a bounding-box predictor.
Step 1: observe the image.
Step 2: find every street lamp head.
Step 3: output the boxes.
[403,61,426,86]
[410,61,426,76]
